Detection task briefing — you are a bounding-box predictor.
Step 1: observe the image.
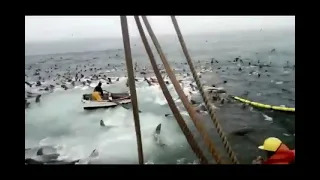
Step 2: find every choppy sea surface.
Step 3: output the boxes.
[25,28,295,164]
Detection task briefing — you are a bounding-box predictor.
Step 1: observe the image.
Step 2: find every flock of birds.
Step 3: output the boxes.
[25,48,295,164]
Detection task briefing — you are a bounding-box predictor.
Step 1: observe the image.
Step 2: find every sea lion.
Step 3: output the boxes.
[61,84,68,90]
[25,148,98,165]
[35,95,41,103]
[25,99,30,109]
[25,81,32,87]
[108,78,112,84]
[100,120,105,127]
[36,81,42,86]
[228,127,256,136]
[155,123,161,135]
[153,123,166,147]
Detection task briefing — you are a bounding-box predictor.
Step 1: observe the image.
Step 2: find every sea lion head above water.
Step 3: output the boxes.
[100,120,105,127]
[35,95,41,103]
[25,99,30,109]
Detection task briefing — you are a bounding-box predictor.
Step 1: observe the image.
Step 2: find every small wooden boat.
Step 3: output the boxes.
[82,92,131,110]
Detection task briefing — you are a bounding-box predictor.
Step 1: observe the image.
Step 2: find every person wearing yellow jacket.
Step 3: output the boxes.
[92,82,112,101]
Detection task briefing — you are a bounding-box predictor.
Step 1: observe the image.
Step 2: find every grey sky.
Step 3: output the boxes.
[25,16,295,43]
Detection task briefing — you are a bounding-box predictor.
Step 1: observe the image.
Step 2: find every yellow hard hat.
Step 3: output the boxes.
[258,137,282,152]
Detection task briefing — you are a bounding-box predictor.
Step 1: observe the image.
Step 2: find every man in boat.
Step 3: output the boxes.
[92,82,129,102]
[252,137,295,164]
[92,82,109,101]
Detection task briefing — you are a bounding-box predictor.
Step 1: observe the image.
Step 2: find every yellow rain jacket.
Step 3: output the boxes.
[92,91,102,101]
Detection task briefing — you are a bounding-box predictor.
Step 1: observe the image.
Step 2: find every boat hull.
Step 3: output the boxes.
[82,99,131,110]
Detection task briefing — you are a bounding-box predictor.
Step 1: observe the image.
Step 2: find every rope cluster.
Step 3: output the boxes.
[120,16,239,164]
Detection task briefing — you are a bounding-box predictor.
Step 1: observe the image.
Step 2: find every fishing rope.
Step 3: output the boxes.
[134,16,208,164]
[140,16,225,164]
[120,16,144,164]
[170,16,239,164]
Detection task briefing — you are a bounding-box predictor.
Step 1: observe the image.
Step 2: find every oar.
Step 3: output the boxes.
[101,90,135,111]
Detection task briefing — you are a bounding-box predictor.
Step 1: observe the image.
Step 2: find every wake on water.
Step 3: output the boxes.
[25,78,192,164]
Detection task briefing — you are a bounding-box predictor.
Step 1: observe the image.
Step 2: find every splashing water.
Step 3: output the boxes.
[25,80,191,164]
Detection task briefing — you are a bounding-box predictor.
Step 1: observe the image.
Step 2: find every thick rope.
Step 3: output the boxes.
[171,16,239,164]
[141,16,225,164]
[120,16,144,164]
[134,16,208,164]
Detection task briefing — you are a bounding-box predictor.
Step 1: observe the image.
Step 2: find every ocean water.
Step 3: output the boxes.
[25,28,295,164]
